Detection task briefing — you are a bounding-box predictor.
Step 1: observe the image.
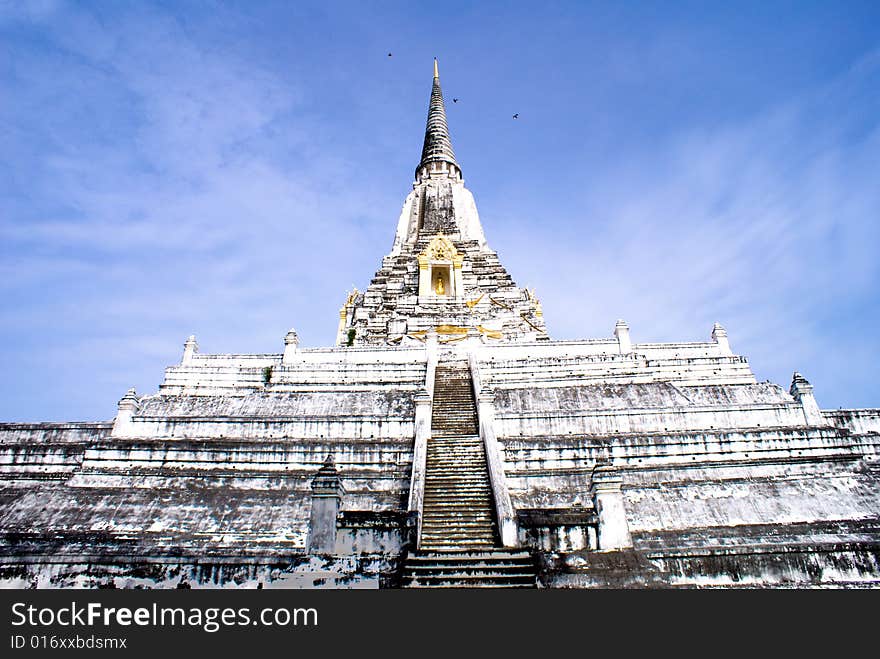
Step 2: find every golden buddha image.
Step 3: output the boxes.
[435,276,445,295]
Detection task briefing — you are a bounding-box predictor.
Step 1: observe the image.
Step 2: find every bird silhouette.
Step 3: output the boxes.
[453,98,459,103]
[387,52,392,57]
[512,113,519,119]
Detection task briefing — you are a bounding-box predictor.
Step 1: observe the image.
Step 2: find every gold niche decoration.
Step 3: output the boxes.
[435,324,468,335]
[402,325,503,342]
[425,234,457,260]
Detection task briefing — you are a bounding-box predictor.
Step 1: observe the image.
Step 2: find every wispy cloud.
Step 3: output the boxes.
[0,3,395,420]
[495,49,880,407]
[1,3,878,420]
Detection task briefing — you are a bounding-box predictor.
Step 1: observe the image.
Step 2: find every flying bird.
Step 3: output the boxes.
[453,98,459,103]
[512,113,519,119]
[387,52,392,57]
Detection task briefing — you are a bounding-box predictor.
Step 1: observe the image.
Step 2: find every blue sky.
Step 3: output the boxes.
[1,0,879,421]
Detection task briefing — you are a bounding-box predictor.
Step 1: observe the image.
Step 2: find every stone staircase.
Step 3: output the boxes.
[421,362,495,550]
[420,433,497,549]
[400,549,537,588]
[400,361,537,588]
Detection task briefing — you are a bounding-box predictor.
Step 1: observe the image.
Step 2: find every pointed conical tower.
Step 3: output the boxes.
[337,60,547,346]
[417,58,460,180]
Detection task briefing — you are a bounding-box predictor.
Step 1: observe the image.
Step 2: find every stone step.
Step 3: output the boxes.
[424,474,487,480]
[423,508,494,514]
[410,550,533,561]
[423,482,491,489]
[426,450,484,455]
[423,500,494,506]
[425,474,489,485]
[401,583,534,589]
[403,568,536,580]
[421,528,495,535]
[421,517,493,525]
[424,475,490,481]
[420,532,496,541]
[423,492,493,498]
[427,449,484,454]
[401,572,535,582]
[422,521,495,528]
[422,510,495,518]
[425,465,486,471]
[424,474,490,481]
[428,440,482,445]
[402,569,533,576]
[421,522,496,530]
[421,517,495,525]
[423,482,491,488]
[429,439,481,444]
[424,464,488,470]
[427,449,484,455]
[420,528,495,537]
[404,573,535,585]
[420,539,497,547]
[424,465,487,470]
[424,477,490,482]
[423,483,492,488]
[420,536,496,544]
[415,546,499,554]
[423,499,493,505]
[425,458,486,464]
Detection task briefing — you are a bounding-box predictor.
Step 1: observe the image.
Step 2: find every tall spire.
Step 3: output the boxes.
[417,58,460,179]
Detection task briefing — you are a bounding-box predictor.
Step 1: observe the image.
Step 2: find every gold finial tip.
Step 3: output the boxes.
[433,58,439,78]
